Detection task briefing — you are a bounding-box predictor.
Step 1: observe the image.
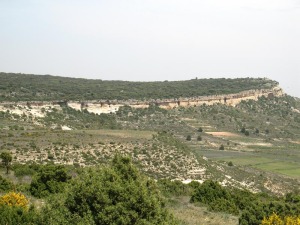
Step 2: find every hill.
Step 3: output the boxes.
[0,72,278,101]
[1,73,300,224]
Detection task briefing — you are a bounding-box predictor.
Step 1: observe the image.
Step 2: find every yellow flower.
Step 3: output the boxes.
[261,213,300,225]
[0,192,29,210]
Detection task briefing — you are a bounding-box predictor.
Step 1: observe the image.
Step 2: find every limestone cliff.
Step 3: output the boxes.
[0,86,284,116]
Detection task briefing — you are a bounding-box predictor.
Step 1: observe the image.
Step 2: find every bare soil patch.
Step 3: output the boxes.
[206,132,240,137]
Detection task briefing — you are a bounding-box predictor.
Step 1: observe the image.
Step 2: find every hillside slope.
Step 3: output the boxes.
[1,74,300,196]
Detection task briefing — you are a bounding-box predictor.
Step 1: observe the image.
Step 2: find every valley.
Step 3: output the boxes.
[1,74,300,224]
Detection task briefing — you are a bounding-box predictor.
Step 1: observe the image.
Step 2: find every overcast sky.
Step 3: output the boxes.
[1,0,299,97]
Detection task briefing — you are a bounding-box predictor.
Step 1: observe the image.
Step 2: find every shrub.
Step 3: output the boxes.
[29,165,71,198]
[186,135,192,141]
[0,175,13,191]
[13,164,36,177]
[261,213,283,224]
[241,127,246,133]
[39,155,178,224]
[157,179,190,196]
[0,192,29,210]
[228,161,233,166]
[190,180,239,215]
[0,204,37,225]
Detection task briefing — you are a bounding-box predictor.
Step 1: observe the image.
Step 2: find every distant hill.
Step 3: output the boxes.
[0,72,278,101]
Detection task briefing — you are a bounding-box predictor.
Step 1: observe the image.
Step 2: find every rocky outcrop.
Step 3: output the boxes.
[0,86,284,115]
[69,86,284,113]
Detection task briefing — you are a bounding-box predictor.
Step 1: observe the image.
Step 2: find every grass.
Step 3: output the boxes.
[167,196,238,225]
[216,155,300,178]
[256,162,300,178]
[82,129,154,139]
[218,156,274,166]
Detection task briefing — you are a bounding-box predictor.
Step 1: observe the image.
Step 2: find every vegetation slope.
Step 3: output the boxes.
[0,72,277,101]
[1,73,300,224]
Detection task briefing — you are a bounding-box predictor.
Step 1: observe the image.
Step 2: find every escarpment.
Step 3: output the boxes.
[0,86,284,115]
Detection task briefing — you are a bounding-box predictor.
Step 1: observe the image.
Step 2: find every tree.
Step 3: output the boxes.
[219,144,225,150]
[186,135,192,141]
[241,127,246,134]
[197,127,203,132]
[0,152,12,174]
[197,135,202,141]
[39,155,178,224]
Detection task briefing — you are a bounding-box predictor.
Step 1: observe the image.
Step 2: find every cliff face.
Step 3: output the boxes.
[0,86,284,116]
[68,86,284,114]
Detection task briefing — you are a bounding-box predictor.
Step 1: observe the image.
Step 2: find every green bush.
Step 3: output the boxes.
[157,179,191,196]
[228,161,233,166]
[29,165,71,198]
[0,204,37,225]
[186,135,192,141]
[13,164,37,177]
[0,175,13,191]
[190,180,238,215]
[38,155,178,225]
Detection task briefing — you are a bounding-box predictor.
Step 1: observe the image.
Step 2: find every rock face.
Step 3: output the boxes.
[66,86,284,114]
[0,86,284,115]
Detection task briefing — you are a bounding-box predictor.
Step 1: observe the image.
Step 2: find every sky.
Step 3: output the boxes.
[0,0,299,97]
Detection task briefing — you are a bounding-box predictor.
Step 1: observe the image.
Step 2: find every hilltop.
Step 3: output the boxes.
[0,72,278,101]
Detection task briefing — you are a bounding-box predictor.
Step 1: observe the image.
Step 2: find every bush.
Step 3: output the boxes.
[13,164,36,177]
[0,204,37,225]
[241,127,246,133]
[39,155,178,225]
[0,192,29,210]
[29,165,71,198]
[190,180,239,215]
[197,128,203,132]
[157,179,191,196]
[0,175,13,191]
[228,161,233,166]
[186,135,192,141]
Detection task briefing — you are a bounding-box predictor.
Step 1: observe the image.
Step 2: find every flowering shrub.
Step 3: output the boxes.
[261,213,300,225]
[0,192,29,210]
